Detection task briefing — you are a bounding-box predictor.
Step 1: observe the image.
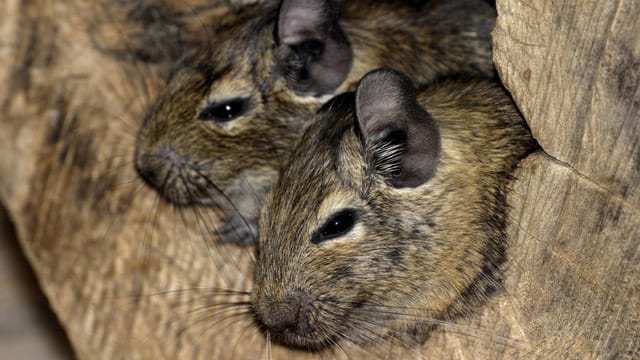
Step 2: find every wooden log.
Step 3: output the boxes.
[493,0,640,204]
[488,0,640,357]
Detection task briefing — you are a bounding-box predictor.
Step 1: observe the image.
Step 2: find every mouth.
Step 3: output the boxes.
[136,156,209,206]
[155,178,213,206]
[264,313,389,352]
[253,296,379,351]
[265,329,338,352]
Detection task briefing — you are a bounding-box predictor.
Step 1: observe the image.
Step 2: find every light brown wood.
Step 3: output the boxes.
[493,0,640,204]
[0,0,638,358]
[0,206,73,359]
[417,153,639,358]
[488,0,640,357]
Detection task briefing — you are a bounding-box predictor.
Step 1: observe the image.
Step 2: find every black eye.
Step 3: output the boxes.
[198,98,248,122]
[312,209,358,244]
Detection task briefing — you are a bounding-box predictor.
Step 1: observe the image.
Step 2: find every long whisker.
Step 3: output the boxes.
[137,170,167,264]
[265,331,272,360]
[178,175,232,288]
[182,176,252,274]
[320,299,530,355]
[228,314,264,359]
[111,287,250,301]
[190,309,255,347]
[193,167,258,246]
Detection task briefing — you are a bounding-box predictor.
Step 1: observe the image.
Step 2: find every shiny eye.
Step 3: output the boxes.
[312,209,358,244]
[198,98,248,122]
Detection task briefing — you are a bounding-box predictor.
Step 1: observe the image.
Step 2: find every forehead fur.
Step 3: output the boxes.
[261,92,365,233]
[290,92,367,193]
[170,4,278,86]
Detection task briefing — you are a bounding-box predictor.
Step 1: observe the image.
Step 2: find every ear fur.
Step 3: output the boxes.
[275,0,353,96]
[355,69,440,188]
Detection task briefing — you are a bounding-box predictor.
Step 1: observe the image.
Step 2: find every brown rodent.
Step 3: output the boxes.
[250,69,538,350]
[134,0,497,245]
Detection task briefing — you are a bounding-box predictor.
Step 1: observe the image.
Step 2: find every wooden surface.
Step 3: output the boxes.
[494,0,640,205]
[0,205,73,360]
[0,0,638,359]
[490,0,640,357]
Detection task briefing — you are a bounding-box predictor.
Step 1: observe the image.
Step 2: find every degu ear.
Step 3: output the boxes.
[355,69,440,188]
[275,0,353,96]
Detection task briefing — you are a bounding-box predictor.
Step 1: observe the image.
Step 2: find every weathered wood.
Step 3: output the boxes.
[0,206,74,358]
[491,0,640,357]
[419,153,639,358]
[0,0,637,358]
[493,0,640,204]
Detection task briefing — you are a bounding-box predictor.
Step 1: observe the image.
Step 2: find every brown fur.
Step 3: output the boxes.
[134,0,497,244]
[251,70,538,350]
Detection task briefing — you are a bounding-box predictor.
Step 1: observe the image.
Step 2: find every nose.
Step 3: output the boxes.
[135,152,160,189]
[258,290,312,335]
[135,144,188,189]
[134,147,163,189]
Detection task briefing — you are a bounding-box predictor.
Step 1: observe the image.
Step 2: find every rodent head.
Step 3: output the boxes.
[134,0,353,214]
[251,69,536,349]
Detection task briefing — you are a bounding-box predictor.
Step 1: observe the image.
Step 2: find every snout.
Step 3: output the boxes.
[134,147,162,190]
[134,143,199,205]
[254,289,314,336]
[135,144,178,186]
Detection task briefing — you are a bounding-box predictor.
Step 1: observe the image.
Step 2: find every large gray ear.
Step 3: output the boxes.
[355,69,440,188]
[275,0,353,96]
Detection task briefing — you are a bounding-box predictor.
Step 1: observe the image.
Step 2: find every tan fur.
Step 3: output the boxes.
[251,74,538,350]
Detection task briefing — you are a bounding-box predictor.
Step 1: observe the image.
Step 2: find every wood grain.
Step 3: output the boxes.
[0,205,73,359]
[493,0,640,204]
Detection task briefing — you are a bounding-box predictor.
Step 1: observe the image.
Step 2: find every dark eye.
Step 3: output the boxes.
[198,98,248,122]
[312,209,358,244]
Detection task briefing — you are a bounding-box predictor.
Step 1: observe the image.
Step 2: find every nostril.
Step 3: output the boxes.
[259,290,312,335]
[134,145,190,187]
[157,145,189,168]
[134,152,160,187]
[267,314,298,334]
[262,299,300,333]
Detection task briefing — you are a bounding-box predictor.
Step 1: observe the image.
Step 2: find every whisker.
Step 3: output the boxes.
[266,331,272,360]
[239,172,262,213]
[321,305,388,343]
[186,301,253,318]
[193,167,258,245]
[179,177,231,289]
[137,176,164,264]
[111,287,250,303]
[181,178,251,275]
[228,314,264,359]
[182,309,253,349]
[320,299,530,356]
